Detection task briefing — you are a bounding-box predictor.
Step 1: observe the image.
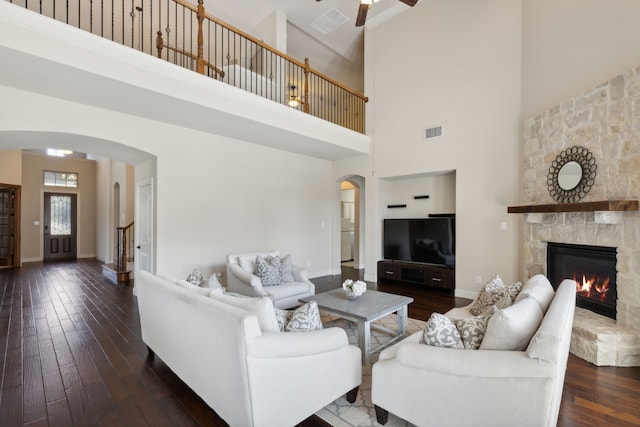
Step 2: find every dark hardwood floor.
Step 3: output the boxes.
[0,260,639,426]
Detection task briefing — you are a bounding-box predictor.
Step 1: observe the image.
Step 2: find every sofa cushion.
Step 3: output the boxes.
[506,281,523,300]
[515,274,555,313]
[255,255,283,287]
[209,292,280,333]
[419,313,464,349]
[207,274,224,294]
[469,276,507,315]
[285,301,323,332]
[281,254,295,282]
[274,308,292,332]
[452,314,492,350]
[479,297,544,351]
[177,280,214,296]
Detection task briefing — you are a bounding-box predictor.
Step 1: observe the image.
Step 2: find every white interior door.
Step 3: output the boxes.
[136,179,153,273]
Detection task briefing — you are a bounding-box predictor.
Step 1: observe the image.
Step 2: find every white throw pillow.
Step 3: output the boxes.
[515,274,555,313]
[479,297,544,351]
[210,292,280,333]
[207,274,224,294]
[176,280,213,296]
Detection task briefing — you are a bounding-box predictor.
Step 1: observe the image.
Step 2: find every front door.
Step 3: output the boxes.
[44,192,77,261]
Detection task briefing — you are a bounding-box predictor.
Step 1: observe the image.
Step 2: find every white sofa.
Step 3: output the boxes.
[136,270,361,427]
[372,276,576,427]
[226,250,315,309]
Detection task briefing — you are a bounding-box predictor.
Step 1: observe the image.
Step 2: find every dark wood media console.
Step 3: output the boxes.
[377,260,455,295]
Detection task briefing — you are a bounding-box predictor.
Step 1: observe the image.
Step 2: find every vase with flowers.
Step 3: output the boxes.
[342,279,367,300]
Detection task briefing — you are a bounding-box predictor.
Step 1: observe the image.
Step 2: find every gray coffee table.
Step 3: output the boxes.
[300,289,413,364]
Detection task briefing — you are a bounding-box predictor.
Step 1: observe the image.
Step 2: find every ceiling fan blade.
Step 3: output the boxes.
[356,3,369,27]
[399,0,418,6]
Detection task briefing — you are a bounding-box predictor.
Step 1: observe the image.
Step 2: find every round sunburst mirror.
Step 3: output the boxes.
[547,146,597,203]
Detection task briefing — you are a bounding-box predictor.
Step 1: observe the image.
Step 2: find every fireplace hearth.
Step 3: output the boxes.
[547,242,616,320]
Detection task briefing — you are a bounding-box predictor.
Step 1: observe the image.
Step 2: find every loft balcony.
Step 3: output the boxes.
[0,0,370,160]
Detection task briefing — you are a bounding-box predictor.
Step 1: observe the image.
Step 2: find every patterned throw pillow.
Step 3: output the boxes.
[469,276,507,315]
[506,281,523,301]
[255,255,283,287]
[419,313,464,349]
[453,314,492,350]
[186,269,207,287]
[274,308,292,332]
[285,301,323,332]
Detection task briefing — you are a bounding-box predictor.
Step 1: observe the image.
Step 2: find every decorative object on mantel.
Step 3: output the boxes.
[413,195,430,200]
[547,146,597,203]
[387,204,407,209]
[342,279,367,300]
[507,200,639,214]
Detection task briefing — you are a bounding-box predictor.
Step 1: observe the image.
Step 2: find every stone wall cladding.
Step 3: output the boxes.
[523,66,640,332]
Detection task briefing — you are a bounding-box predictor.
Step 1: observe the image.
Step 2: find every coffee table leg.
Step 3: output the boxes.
[397,304,408,336]
[358,320,371,365]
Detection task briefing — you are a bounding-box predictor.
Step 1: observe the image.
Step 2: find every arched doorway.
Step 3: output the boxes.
[337,175,365,274]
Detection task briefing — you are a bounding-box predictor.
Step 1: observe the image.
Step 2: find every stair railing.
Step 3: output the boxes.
[116,221,134,273]
[7,0,368,133]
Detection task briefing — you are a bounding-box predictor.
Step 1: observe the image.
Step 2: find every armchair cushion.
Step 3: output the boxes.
[238,251,280,274]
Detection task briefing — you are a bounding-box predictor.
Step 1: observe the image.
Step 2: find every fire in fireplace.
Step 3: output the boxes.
[547,242,616,319]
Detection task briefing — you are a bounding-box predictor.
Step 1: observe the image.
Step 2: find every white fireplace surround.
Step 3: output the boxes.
[521,65,640,366]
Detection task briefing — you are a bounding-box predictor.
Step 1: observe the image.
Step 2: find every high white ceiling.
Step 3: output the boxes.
[205,0,416,63]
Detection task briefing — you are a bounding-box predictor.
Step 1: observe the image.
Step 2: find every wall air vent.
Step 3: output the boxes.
[425,126,443,139]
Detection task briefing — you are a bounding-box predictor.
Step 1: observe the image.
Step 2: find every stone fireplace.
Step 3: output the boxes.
[520,66,640,367]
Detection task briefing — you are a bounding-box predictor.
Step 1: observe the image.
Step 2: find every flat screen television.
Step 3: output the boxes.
[383,217,455,267]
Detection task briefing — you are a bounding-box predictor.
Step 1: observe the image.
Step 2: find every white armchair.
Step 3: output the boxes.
[226,250,315,309]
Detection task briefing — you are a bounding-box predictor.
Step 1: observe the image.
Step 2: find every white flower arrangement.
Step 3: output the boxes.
[342,279,367,298]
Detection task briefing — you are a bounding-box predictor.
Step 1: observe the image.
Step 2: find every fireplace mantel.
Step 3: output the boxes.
[507,200,639,214]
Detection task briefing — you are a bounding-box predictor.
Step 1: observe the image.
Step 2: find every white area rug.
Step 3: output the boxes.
[315,314,426,427]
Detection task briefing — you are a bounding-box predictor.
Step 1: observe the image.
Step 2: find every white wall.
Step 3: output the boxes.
[522,0,640,117]
[351,0,523,297]
[0,150,22,185]
[379,173,456,219]
[0,85,334,281]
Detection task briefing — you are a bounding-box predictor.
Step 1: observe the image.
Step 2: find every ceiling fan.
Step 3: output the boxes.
[316,0,419,27]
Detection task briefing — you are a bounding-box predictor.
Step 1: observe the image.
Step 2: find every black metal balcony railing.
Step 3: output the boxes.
[7,0,368,133]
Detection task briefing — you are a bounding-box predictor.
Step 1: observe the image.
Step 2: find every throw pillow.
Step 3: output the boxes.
[419,313,464,349]
[469,276,507,315]
[507,281,523,301]
[209,292,280,333]
[207,274,224,294]
[176,280,213,296]
[255,255,283,287]
[186,269,207,287]
[280,254,295,282]
[274,308,292,332]
[285,301,323,332]
[479,297,544,351]
[452,314,492,350]
[515,274,555,313]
